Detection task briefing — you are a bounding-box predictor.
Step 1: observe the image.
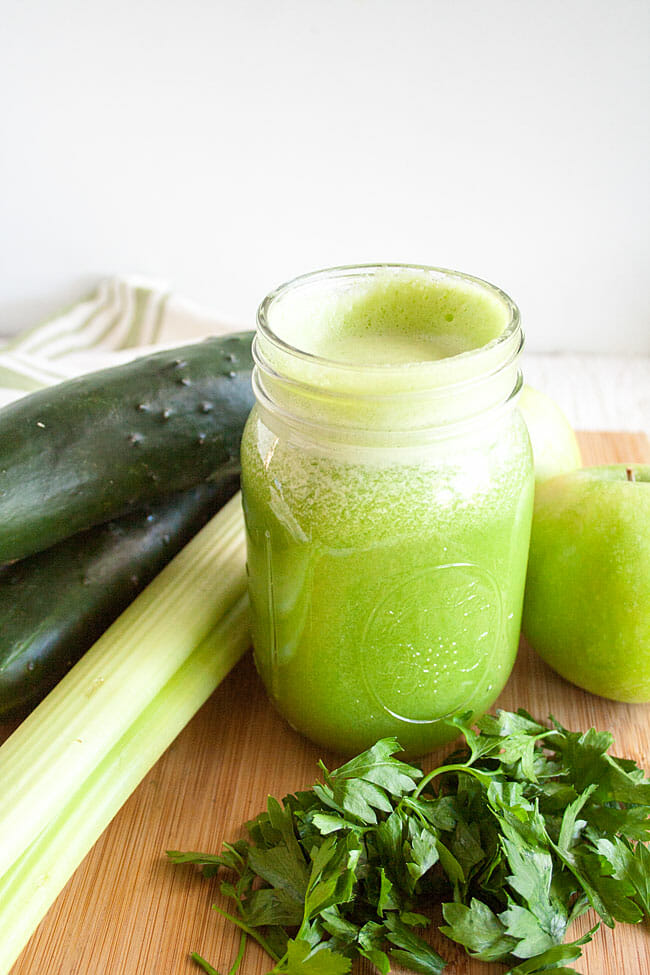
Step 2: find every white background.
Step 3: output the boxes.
[1,0,648,355]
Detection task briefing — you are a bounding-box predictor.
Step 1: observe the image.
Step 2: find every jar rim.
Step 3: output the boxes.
[257,263,521,373]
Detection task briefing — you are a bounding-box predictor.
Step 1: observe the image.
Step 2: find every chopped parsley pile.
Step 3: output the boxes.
[168,710,650,974]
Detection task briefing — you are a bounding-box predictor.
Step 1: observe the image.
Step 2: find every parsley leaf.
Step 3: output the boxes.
[170,710,649,974]
[440,898,517,961]
[278,938,352,974]
[383,913,445,974]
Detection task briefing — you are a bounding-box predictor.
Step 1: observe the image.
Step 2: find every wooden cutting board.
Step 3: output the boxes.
[4,431,650,975]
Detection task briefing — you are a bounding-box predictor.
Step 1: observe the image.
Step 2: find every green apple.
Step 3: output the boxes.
[518,384,582,484]
[522,464,650,702]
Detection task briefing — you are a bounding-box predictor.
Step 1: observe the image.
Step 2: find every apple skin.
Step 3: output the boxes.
[518,384,582,484]
[522,464,650,702]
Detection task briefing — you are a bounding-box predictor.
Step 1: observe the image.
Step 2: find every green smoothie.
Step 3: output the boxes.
[242,266,534,756]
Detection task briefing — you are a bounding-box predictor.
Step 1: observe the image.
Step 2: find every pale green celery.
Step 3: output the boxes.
[0,492,246,883]
[0,594,250,975]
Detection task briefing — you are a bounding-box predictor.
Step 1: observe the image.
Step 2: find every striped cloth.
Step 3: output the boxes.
[0,277,240,408]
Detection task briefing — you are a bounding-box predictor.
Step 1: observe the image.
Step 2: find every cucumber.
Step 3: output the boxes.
[0,332,254,564]
[0,477,240,717]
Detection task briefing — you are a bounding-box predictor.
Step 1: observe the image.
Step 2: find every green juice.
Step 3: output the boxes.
[241,267,534,755]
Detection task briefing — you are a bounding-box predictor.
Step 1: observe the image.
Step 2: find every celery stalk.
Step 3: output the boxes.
[0,492,246,883]
[0,595,250,975]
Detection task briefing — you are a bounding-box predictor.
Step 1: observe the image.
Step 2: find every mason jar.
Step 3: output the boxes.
[241,264,534,756]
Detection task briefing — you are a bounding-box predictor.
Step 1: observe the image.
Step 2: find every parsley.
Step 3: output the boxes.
[168,710,649,973]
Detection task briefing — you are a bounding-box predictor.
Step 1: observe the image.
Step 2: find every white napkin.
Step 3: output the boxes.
[0,277,243,408]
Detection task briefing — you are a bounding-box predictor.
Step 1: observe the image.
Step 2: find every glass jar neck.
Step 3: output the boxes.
[253,264,524,446]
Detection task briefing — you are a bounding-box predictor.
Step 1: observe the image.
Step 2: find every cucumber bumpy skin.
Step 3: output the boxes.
[0,477,239,717]
[0,332,254,564]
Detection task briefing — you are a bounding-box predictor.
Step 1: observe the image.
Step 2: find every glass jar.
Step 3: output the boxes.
[241,265,534,756]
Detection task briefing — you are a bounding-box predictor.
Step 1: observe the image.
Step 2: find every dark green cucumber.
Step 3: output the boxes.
[0,332,254,563]
[0,476,240,717]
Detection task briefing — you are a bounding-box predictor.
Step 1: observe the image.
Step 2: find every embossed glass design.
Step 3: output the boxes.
[241,265,535,755]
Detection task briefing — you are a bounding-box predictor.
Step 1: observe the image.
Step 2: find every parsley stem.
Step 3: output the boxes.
[267,954,288,974]
[228,932,247,975]
[190,952,221,975]
[413,762,494,798]
[222,841,248,873]
[188,921,247,974]
[213,907,282,962]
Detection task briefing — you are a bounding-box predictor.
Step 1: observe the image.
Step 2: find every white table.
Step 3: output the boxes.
[524,353,648,433]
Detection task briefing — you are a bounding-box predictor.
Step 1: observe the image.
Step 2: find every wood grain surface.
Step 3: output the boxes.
[4,431,650,975]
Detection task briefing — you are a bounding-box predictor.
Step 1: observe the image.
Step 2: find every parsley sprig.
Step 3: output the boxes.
[168,710,649,974]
